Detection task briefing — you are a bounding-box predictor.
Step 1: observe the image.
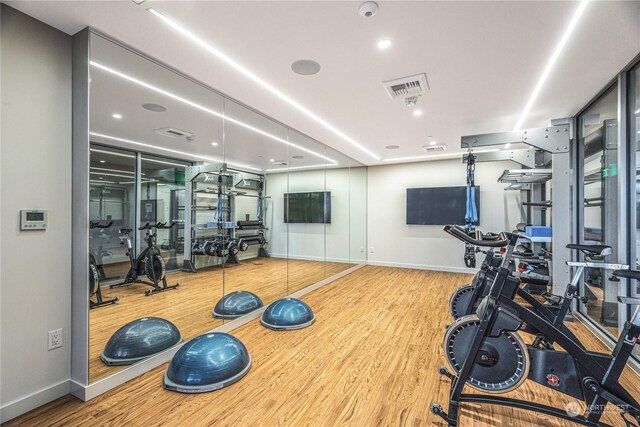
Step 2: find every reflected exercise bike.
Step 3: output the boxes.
[111,222,180,296]
[89,220,119,308]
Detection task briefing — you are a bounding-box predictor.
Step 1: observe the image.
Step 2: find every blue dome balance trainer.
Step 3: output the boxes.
[260,298,315,331]
[164,332,251,393]
[212,290,263,319]
[101,317,182,366]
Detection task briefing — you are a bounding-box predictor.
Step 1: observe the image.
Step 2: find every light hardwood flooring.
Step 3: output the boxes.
[10,266,640,426]
[90,257,353,381]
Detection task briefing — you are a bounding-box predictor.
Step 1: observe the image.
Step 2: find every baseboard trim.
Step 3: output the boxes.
[366,260,477,275]
[73,263,366,402]
[0,380,70,423]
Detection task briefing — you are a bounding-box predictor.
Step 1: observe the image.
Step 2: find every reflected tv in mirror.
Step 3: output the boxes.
[284,192,331,224]
[406,186,480,225]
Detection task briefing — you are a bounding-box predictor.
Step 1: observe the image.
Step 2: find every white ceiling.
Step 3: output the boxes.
[8,0,640,165]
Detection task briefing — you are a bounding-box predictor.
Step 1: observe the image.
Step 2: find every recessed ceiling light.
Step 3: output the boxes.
[266,163,340,172]
[413,110,423,116]
[377,39,392,49]
[147,8,380,161]
[429,141,437,146]
[99,177,104,179]
[142,103,167,112]
[269,159,275,162]
[112,113,123,119]
[385,145,400,150]
[99,160,106,163]
[211,142,218,146]
[292,155,304,159]
[513,0,590,130]
[291,59,321,76]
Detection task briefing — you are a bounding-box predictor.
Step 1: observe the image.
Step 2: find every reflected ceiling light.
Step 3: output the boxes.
[413,110,423,116]
[90,148,136,158]
[429,141,437,146]
[636,108,640,114]
[99,160,106,163]
[143,158,189,168]
[119,179,159,184]
[377,39,392,49]
[90,61,337,164]
[513,0,590,130]
[90,179,115,184]
[211,142,218,146]
[266,164,340,172]
[385,145,400,150]
[382,148,499,162]
[147,8,380,161]
[269,158,275,162]
[112,113,123,119]
[91,167,136,175]
[505,143,511,148]
[90,132,261,171]
[90,171,137,179]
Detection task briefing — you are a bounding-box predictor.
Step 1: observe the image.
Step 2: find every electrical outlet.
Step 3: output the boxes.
[369,246,374,253]
[360,246,365,253]
[48,328,62,350]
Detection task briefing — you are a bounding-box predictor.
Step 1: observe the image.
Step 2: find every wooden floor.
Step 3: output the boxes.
[11,266,640,427]
[90,257,352,381]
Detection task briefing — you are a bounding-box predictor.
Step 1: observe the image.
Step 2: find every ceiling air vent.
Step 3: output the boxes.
[154,127,194,140]
[422,144,447,153]
[382,73,429,106]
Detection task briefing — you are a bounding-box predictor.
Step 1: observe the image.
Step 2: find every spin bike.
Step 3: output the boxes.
[89,221,119,308]
[432,228,640,427]
[446,225,584,349]
[111,222,180,296]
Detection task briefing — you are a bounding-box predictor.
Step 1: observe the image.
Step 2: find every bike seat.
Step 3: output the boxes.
[119,228,133,234]
[566,244,612,257]
[613,269,640,281]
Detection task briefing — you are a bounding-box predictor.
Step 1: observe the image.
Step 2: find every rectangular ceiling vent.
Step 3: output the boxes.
[154,127,194,140]
[382,73,429,103]
[422,144,447,153]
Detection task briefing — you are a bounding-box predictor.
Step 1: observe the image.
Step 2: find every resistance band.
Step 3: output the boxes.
[464,152,478,268]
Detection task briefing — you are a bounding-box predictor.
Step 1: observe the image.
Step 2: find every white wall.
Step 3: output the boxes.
[0,5,73,422]
[266,168,352,263]
[367,159,522,273]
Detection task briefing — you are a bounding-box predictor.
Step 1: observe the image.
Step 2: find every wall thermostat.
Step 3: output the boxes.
[20,209,48,230]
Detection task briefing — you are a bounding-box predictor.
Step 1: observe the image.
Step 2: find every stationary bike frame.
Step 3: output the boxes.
[434,232,640,427]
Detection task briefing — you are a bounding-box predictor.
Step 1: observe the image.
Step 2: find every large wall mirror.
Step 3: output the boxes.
[81,31,366,387]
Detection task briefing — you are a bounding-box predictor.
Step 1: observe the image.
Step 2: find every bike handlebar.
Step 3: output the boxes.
[138,221,178,230]
[90,220,114,229]
[443,225,509,247]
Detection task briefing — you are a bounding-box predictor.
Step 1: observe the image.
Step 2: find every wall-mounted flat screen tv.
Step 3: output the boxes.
[406,186,480,225]
[284,192,331,224]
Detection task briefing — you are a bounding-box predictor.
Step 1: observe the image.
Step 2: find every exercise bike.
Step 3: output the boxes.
[446,226,584,349]
[111,222,180,296]
[432,228,640,427]
[89,221,119,309]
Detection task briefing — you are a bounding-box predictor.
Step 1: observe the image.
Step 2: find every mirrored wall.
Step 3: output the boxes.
[85,32,367,383]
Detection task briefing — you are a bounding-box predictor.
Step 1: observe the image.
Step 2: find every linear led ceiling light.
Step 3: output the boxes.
[265,163,340,172]
[513,0,590,130]
[90,148,136,158]
[382,148,499,162]
[147,8,380,161]
[90,62,337,165]
[90,132,261,172]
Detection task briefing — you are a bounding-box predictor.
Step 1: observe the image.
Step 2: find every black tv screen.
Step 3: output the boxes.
[406,186,480,225]
[284,192,331,224]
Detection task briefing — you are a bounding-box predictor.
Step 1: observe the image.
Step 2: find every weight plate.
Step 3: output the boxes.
[443,315,529,393]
